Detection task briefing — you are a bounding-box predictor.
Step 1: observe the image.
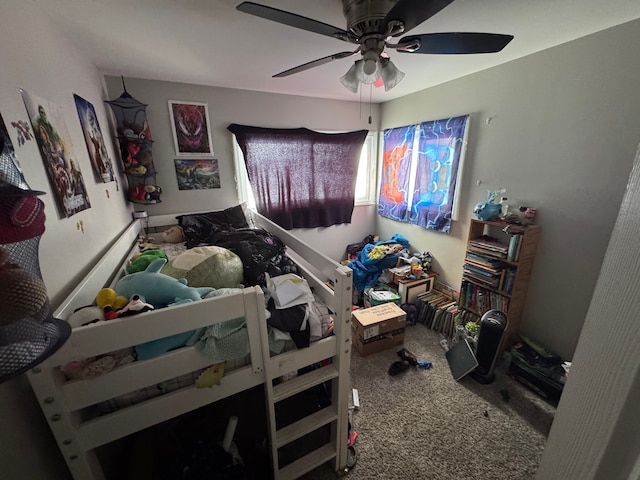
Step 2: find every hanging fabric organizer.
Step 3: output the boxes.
[106,79,162,204]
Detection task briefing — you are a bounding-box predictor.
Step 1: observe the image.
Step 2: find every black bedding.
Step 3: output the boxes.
[179,208,300,287]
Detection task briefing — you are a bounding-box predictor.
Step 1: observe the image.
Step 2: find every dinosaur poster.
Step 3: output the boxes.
[174,158,220,190]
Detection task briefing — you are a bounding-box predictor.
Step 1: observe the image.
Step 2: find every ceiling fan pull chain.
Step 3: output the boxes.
[368,84,372,125]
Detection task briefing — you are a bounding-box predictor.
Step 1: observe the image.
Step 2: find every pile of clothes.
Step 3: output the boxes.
[347,234,409,294]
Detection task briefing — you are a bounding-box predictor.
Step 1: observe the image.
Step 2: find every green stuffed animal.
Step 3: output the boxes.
[127,249,168,274]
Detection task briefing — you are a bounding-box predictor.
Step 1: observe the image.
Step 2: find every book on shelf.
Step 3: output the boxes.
[469,235,509,256]
[507,233,523,261]
[502,268,517,294]
[467,244,507,260]
[460,280,510,314]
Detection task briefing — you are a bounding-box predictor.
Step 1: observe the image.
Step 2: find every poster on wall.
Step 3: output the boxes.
[0,112,30,189]
[378,124,415,222]
[168,100,213,156]
[73,93,114,183]
[21,89,91,218]
[174,158,220,190]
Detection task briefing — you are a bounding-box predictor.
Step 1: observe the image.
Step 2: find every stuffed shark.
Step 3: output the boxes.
[115,258,213,308]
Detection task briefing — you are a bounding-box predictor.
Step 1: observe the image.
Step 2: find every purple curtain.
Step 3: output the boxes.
[228,124,368,230]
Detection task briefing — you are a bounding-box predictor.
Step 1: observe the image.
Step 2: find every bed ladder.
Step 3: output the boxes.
[260,266,352,480]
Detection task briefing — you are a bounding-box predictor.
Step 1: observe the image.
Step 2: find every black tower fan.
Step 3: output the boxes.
[470,310,507,384]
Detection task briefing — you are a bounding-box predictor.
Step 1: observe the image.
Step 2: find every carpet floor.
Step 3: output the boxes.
[299,323,557,480]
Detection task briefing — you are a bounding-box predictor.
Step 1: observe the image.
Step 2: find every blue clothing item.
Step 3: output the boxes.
[348,234,409,292]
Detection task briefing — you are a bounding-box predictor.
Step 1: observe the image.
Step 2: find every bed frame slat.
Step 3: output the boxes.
[78,365,261,451]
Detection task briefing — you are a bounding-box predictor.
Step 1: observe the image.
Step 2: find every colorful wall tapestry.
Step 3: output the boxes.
[21,90,91,218]
[409,115,468,233]
[378,124,415,222]
[377,115,468,233]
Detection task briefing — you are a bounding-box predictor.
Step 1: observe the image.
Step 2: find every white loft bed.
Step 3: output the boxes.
[27,211,353,480]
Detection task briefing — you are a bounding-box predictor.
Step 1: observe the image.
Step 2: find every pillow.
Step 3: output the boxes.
[160,246,244,289]
[176,204,249,231]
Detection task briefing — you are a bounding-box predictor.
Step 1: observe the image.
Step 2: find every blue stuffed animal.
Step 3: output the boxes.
[115,258,213,308]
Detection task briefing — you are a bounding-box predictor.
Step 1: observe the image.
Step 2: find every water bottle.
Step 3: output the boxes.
[499,197,509,217]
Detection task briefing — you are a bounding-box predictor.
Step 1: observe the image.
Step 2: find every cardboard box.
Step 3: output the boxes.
[351,303,407,356]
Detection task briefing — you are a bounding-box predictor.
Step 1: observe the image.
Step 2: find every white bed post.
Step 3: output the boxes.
[328,264,353,473]
[27,364,105,480]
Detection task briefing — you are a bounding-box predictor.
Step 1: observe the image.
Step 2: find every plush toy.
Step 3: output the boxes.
[162,225,185,243]
[132,183,147,202]
[128,249,168,274]
[115,258,214,308]
[125,142,140,167]
[117,294,154,317]
[96,287,128,312]
[67,305,106,328]
[196,363,225,388]
[144,184,162,202]
[0,253,49,325]
[126,165,147,176]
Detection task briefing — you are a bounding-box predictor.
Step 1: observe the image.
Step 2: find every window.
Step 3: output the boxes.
[229,124,368,229]
[378,115,469,233]
[354,132,378,205]
[235,130,378,209]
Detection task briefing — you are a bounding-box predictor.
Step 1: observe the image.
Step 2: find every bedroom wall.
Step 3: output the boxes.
[0,3,132,479]
[103,75,379,262]
[378,19,640,361]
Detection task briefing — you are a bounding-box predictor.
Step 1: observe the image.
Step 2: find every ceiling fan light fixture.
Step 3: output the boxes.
[380,58,405,91]
[340,62,360,93]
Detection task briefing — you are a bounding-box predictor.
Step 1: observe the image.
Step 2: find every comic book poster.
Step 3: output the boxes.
[21,89,91,218]
[168,101,213,156]
[73,94,114,183]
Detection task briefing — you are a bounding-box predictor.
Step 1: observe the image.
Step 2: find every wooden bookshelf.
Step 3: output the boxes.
[458,219,541,352]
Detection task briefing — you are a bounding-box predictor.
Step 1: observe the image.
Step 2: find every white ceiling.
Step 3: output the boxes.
[33,0,640,104]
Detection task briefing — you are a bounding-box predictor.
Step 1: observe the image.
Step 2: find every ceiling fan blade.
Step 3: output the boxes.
[237,2,354,43]
[384,0,454,36]
[397,32,514,54]
[273,50,360,78]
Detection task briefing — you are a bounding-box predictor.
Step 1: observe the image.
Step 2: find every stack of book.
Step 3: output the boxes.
[468,235,509,260]
[415,290,458,337]
[463,251,506,290]
[459,280,510,314]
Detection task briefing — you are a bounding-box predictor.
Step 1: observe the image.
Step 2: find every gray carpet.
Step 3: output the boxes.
[300,324,556,480]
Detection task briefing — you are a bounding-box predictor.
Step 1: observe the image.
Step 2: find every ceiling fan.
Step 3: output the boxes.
[236,0,514,93]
